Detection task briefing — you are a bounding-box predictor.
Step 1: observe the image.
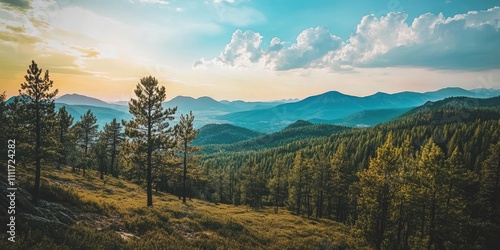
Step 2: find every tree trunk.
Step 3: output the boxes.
[147,115,153,207]
[33,102,41,205]
[183,141,187,203]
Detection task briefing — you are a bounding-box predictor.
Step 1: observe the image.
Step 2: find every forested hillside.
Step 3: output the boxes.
[198,102,500,249]
[200,121,351,154]
[193,124,263,145]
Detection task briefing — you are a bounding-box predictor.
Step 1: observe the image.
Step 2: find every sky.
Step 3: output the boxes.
[0,0,499,102]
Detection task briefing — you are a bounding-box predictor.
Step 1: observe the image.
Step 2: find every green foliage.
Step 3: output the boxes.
[175,111,202,203]
[240,161,268,208]
[74,109,98,176]
[125,75,177,206]
[201,122,352,154]
[193,123,263,145]
[18,60,59,203]
[54,106,74,166]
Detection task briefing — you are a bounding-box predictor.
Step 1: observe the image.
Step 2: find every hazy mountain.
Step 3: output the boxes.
[470,88,500,97]
[193,124,263,145]
[57,94,110,106]
[218,100,288,111]
[310,108,412,127]
[7,88,499,133]
[165,96,234,112]
[56,94,129,112]
[403,96,500,117]
[55,103,132,130]
[218,87,500,132]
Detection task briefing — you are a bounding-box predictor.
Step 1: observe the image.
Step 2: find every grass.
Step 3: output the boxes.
[2,165,368,250]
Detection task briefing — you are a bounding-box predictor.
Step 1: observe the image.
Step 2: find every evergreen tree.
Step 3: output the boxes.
[175,111,201,203]
[288,151,312,215]
[55,106,74,166]
[356,135,400,250]
[240,161,268,208]
[311,154,330,218]
[479,141,500,248]
[74,109,98,176]
[125,76,176,207]
[103,118,124,177]
[18,60,58,204]
[0,92,6,143]
[330,144,351,222]
[269,157,288,213]
[94,130,109,180]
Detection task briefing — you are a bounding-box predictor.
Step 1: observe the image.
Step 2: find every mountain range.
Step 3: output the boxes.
[218,87,500,132]
[5,87,500,132]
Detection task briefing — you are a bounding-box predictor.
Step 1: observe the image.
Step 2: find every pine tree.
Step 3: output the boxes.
[175,111,201,203]
[125,76,176,207]
[240,161,268,208]
[356,135,400,250]
[288,151,312,215]
[55,106,74,166]
[479,141,500,248]
[0,92,8,146]
[311,154,330,218]
[103,118,124,177]
[19,60,58,204]
[94,130,109,180]
[330,144,351,222]
[74,109,98,176]
[269,157,288,213]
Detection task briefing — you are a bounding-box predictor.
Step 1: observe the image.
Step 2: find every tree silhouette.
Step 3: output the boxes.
[19,60,58,204]
[125,76,176,207]
[175,111,201,203]
[74,109,98,176]
[55,106,74,167]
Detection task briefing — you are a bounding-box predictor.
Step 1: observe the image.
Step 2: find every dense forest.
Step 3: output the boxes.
[1,61,499,249]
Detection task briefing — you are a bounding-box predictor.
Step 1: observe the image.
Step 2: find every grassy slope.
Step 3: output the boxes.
[3,166,367,250]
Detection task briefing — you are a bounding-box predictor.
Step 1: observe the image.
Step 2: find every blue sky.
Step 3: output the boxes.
[0,0,499,101]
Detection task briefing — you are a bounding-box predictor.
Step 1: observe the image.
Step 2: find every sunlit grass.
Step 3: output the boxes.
[8,165,368,249]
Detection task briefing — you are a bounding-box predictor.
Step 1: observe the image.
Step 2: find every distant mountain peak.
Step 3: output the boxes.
[284,120,313,130]
[56,93,111,106]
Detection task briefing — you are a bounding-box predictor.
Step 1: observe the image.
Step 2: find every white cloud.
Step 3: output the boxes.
[216,29,263,68]
[266,26,343,70]
[194,27,343,70]
[197,7,500,71]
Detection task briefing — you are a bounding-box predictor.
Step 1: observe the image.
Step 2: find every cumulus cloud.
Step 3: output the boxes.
[194,26,343,70]
[196,7,500,71]
[329,6,500,70]
[266,27,343,70]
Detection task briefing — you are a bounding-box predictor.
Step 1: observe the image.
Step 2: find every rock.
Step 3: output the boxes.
[55,211,76,225]
[116,231,140,241]
[0,176,42,217]
[35,207,60,222]
[38,199,77,219]
[19,213,69,232]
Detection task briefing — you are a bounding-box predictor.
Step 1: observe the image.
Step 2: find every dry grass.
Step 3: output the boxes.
[6,165,368,250]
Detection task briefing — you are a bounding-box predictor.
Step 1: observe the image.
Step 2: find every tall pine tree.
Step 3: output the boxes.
[356,135,400,250]
[74,109,98,176]
[19,60,58,204]
[55,106,74,166]
[103,118,124,177]
[125,76,176,207]
[175,111,201,203]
